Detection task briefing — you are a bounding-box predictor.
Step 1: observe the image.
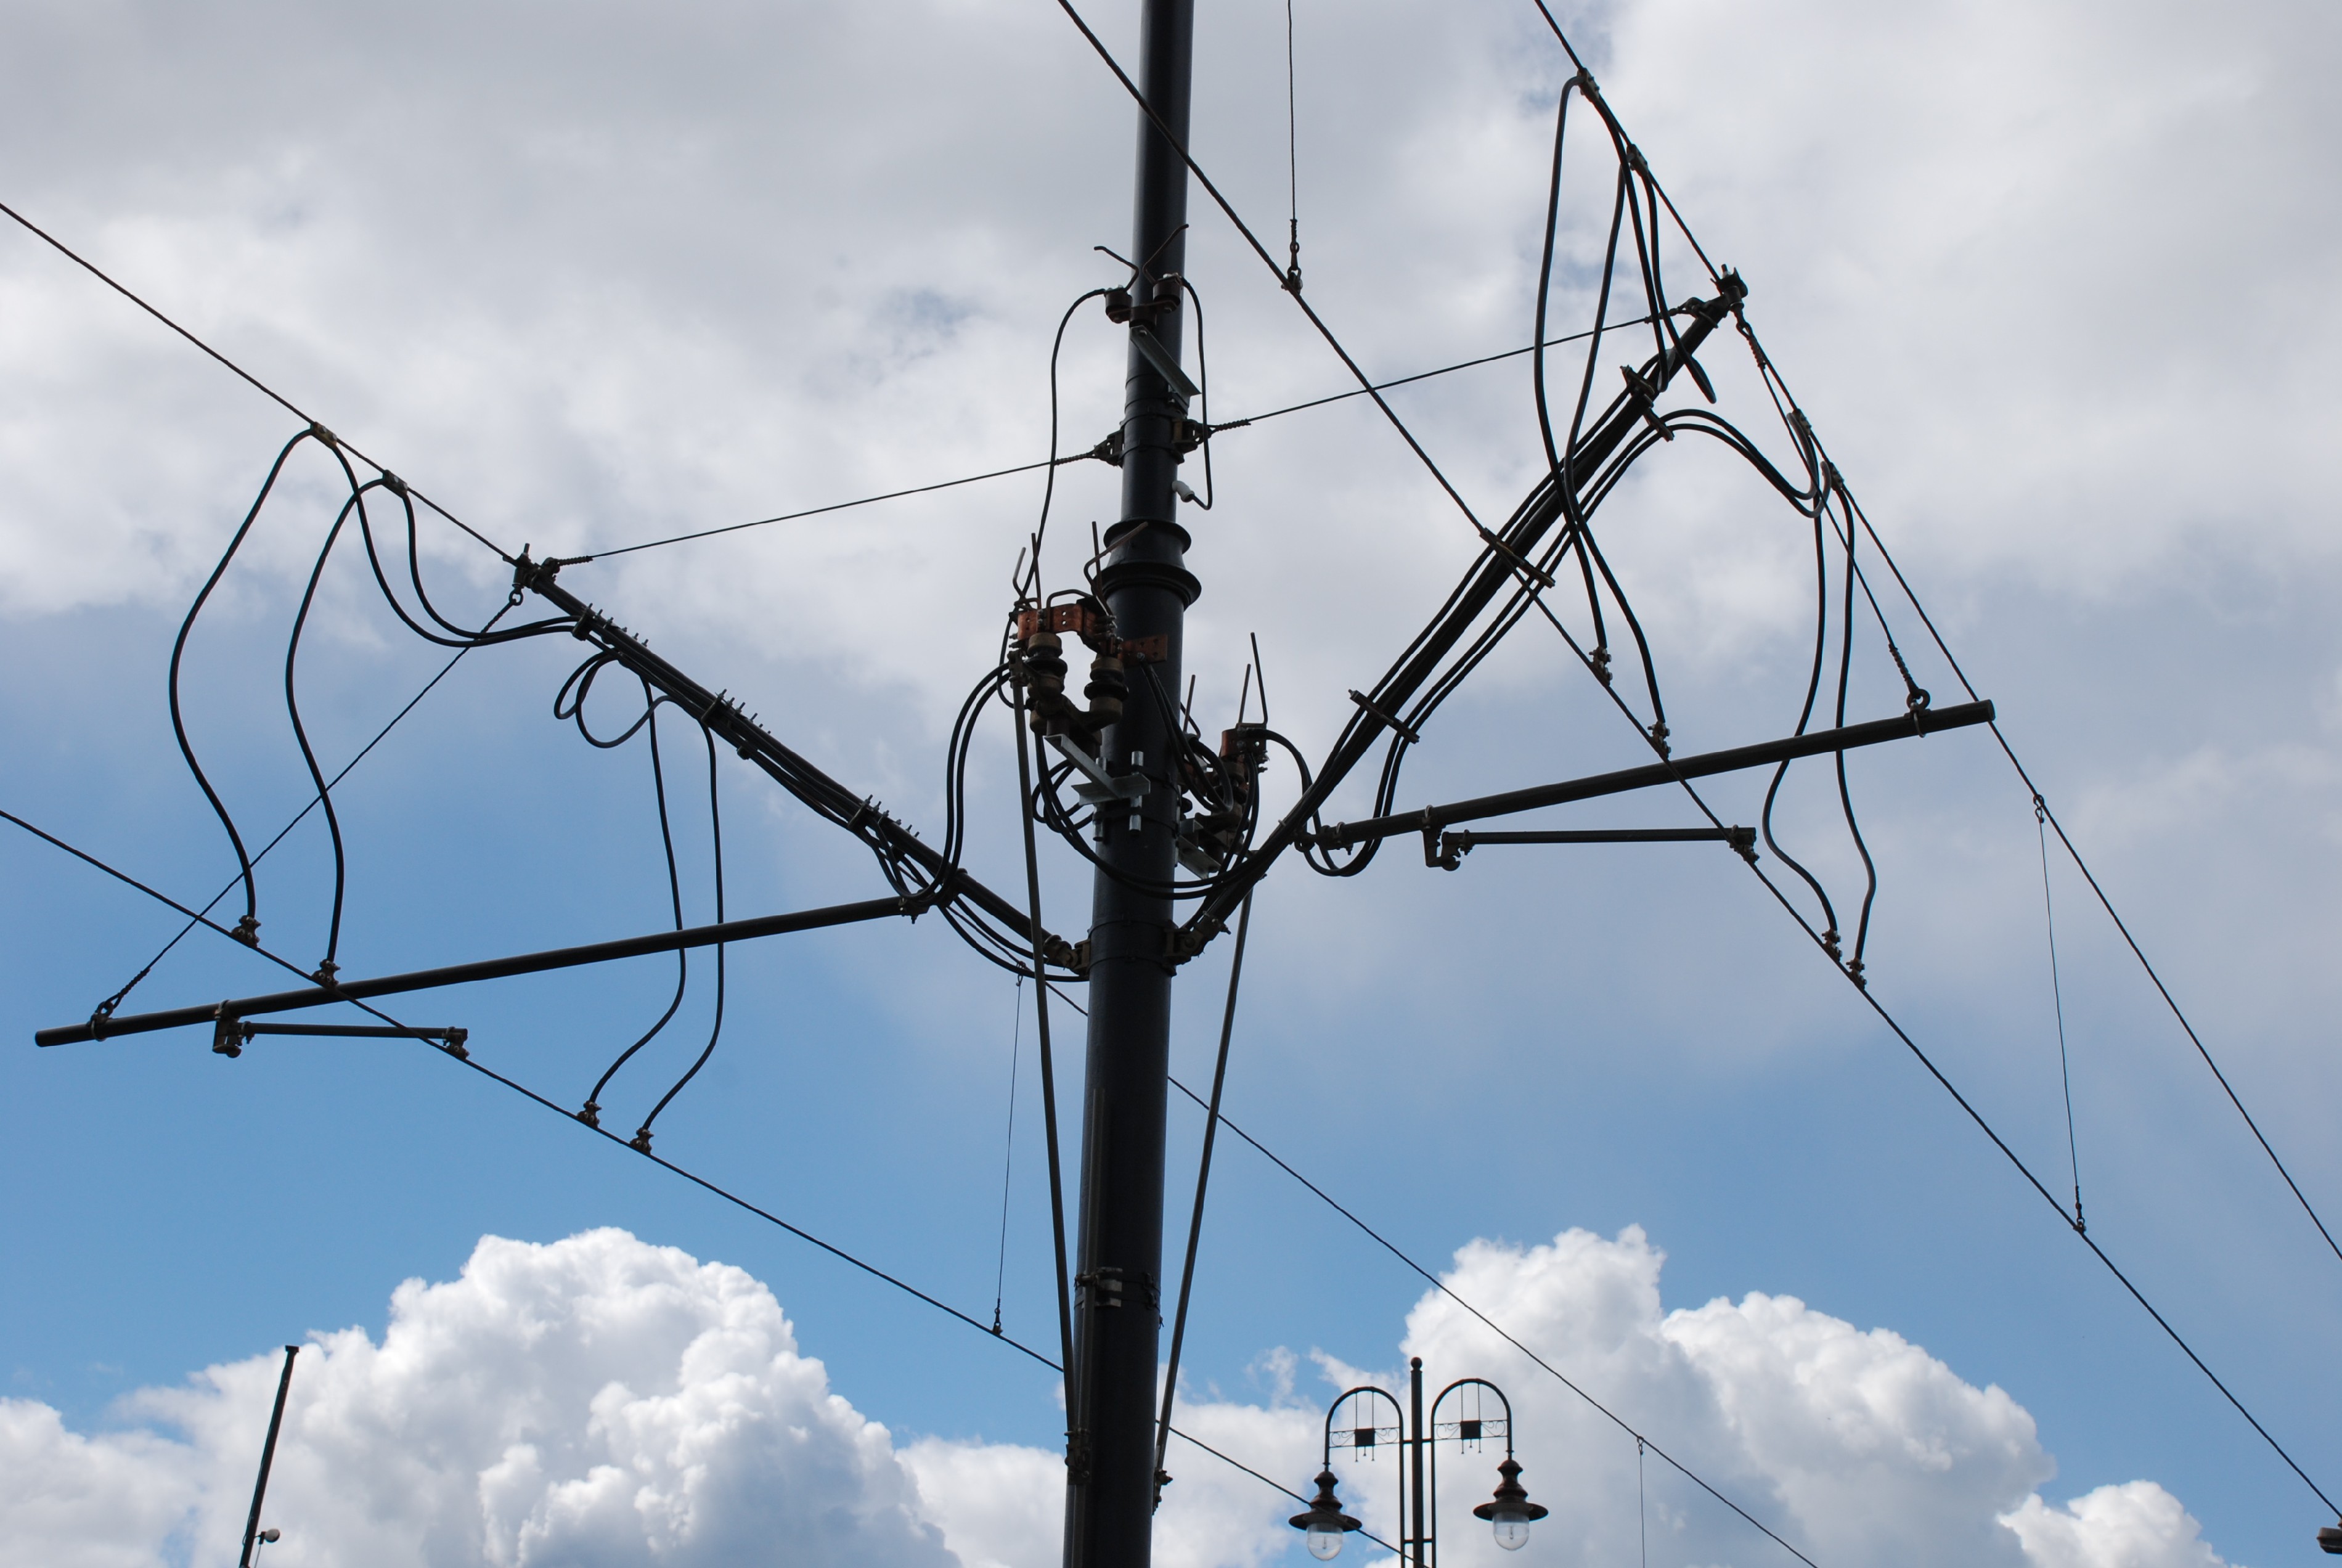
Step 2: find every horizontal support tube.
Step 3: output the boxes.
[1316,699,1994,852]
[37,895,918,1047]
[235,1023,463,1038]
[1451,827,1748,846]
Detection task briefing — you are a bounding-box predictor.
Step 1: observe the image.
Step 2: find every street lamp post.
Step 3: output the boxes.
[1289,1356,1548,1563]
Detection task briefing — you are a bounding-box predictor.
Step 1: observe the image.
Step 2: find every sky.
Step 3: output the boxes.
[1,1,2338,1565]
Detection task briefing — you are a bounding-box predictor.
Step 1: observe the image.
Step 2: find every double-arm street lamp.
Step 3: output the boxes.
[1290,1357,1548,1562]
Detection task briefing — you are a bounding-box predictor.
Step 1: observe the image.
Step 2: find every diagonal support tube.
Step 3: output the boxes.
[521,560,1068,965]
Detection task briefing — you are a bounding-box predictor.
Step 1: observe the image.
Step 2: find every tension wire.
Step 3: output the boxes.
[992,974,1025,1335]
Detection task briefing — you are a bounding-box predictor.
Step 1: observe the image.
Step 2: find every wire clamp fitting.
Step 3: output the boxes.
[378,471,409,498]
[231,914,261,948]
[1474,526,1556,589]
[1346,690,1421,745]
[307,421,338,449]
[1620,365,1675,441]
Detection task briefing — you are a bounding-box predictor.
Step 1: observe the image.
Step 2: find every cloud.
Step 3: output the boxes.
[0,1225,2244,1567]
[0,1399,198,1568]
[2003,1482,2230,1568]
[1,1228,951,1568]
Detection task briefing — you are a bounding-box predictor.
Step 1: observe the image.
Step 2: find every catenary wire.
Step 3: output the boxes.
[0,198,510,563]
[5,807,426,1040]
[587,455,1080,560]
[571,317,1652,564]
[1164,1074,1824,1568]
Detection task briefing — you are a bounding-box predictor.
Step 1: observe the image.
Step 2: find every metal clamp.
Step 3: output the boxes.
[1048,733,1151,804]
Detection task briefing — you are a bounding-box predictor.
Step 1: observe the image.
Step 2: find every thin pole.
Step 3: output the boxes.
[237,1345,300,1568]
[1150,890,1255,1502]
[1410,1357,1429,1567]
[1061,0,1199,1561]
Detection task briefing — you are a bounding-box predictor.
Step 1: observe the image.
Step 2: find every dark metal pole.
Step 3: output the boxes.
[237,1345,299,1568]
[1410,1356,1429,1568]
[1063,0,1198,1562]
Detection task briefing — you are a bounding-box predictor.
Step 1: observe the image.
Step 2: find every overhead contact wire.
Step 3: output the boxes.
[1165,1075,1822,1568]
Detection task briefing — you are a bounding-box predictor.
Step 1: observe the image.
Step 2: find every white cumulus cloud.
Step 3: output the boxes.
[2004,1481,2231,1568]
[0,1225,2233,1568]
[3,1228,951,1568]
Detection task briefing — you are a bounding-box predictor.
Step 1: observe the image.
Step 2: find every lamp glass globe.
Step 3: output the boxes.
[1491,1511,1532,1551]
[1306,1522,1346,1560]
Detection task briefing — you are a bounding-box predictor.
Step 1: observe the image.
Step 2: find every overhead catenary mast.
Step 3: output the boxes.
[1060,1,1197,1562]
[21,4,2342,1558]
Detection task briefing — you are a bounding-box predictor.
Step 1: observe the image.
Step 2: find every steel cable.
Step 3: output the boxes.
[0,198,510,562]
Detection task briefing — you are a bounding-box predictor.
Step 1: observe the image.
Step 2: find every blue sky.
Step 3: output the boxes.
[3,2,2340,1564]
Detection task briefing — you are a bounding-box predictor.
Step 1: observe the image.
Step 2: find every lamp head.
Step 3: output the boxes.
[2316,1522,2342,1554]
[1472,1456,1549,1552]
[1288,1468,1361,1561]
